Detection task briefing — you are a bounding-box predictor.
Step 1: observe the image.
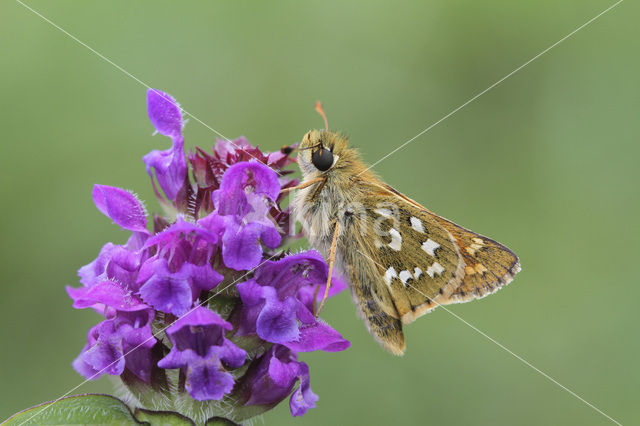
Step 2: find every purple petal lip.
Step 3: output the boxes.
[218,161,280,201]
[67,281,148,312]
[166,305,232,334]
[92,185,148,233]
[138,258,193,316]
[289,361,318,416]
[146,89,183,138]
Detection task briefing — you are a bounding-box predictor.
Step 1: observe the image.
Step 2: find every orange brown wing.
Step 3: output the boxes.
[380,183,521,307]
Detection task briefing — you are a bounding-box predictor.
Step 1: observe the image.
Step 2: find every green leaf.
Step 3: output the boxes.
[3,394,142,425]
[205,417,242,426]
[134,408,195,425]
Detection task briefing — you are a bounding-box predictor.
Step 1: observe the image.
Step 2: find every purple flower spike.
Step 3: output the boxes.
[144,89,187,201]
[92,185,148,233]
[70,89,347,421]
[158,307,246,401]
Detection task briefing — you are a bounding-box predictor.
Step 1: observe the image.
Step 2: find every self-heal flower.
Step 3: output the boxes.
[67,88,349,424]
[158,306,246,400]
[236,251,350,352]
[200,162,282,270]
[188,136,298,223]
[137,216,223,314]
[237,345,318,417]
[69,282,156,383]
[143,89,187,201]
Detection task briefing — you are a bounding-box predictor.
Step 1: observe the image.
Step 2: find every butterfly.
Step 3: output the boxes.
[284,104,521,355]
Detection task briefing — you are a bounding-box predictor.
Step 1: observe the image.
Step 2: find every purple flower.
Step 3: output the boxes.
[68,88,349,423]
[72,303,156,383]
[138,259,194,316]
[157,307,246,400]
[188,136,298,223]
[199,162,282,271]
[240,345,318,417]
[236,251,350,352]
[67,280,148,313]
[143,89,186,201]
[135,216,223,314]
[92,185,149,234]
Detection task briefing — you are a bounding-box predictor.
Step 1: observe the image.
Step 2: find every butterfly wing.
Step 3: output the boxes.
[357,195,465,326]
[435,216,521,304]
[361,183,520,325]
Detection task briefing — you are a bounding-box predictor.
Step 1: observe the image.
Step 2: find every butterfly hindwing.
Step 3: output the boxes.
[337,202,407,354]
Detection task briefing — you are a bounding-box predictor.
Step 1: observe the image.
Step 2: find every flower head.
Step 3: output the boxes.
[67,89,349,423]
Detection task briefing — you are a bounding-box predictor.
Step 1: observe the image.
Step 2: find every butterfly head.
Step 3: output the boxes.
[296,129,348,176]
[295,102,368,182]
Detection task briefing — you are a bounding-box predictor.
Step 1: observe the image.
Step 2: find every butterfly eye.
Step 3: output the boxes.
[311,147,334,171]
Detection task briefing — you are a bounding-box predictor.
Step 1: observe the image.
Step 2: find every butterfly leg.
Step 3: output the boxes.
[280,176,325,193]
[315,220,340,317]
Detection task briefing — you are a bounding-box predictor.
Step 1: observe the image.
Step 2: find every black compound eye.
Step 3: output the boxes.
[311,148,334,171]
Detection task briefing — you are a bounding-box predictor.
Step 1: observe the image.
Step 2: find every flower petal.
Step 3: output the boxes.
[74,321,125,378]
[256,296,300,344]
[68,280,148,312]
[166,305,232,335]
[179,262,224,293]
[218,162,280,202]
[186,356,236,401]
[138,260,192,315]
[243,345,299,407]
[144,215,218,248]
[289,362,318,417]
[142,142,186,202]
[221,222,263,271]
[78,243,115,287]
[92,185,148,233]
[147,89,183,138]
[283,320,350,353]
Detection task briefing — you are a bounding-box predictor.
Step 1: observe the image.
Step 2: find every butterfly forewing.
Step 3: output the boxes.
[435,217,521,303]
[384,184,519,299]
[360,196,465,324]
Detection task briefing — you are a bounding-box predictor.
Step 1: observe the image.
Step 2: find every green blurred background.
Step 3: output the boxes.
[1,1,638,424]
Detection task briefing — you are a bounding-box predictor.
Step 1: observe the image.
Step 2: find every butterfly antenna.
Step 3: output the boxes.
[315,101,329,132]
